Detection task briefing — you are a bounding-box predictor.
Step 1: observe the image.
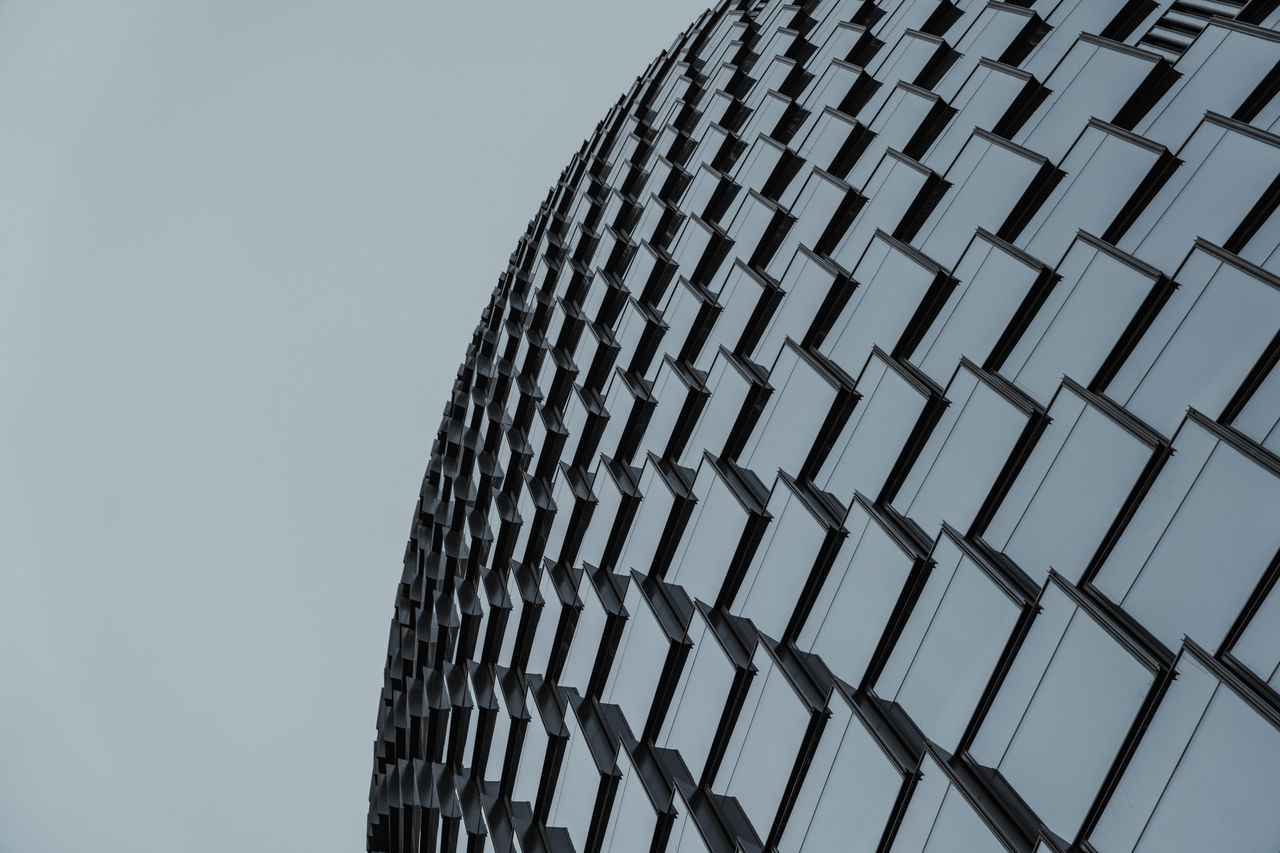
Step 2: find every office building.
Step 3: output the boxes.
[369,0,1280,850]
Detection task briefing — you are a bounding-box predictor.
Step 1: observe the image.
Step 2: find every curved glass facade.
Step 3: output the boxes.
[370,1,1280,851]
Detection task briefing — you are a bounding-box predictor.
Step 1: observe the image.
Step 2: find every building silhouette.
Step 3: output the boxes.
[369,0,1280,850]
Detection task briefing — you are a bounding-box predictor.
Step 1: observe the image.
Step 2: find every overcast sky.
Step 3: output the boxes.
[0,2,703,851]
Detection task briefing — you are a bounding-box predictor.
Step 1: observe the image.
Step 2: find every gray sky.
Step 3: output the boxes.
[0,2,703,850]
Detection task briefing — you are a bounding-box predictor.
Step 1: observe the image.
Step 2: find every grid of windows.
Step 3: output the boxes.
[370,1,1280,851]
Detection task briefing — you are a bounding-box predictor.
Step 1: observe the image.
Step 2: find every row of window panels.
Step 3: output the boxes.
[533,13,1280,328]
[373,11,1280,850]
[439,301,1279,665]
[441,341,1278,668]
[460,231,1280,556]
[397,382,1279,769]
[547,4,1279,280]
[540,0,1239,285]
[504,119,1280,449]
[408,342,1280,748]
[372,552,1280,853]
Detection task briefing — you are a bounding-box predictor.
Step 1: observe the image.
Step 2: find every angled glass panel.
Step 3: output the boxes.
[1093,415,1280,652]
[917,130,1052,269]
[1017,36,1163,162]
[888,750,1005,853]
[743,342,844,482]
[1023,0,1135,79]
[1137,23,1280,149]
[715,642,816,842]
[1018,123,1171,268]
[984,383,1159,585]
[1107,244,1280,435]
[836,152,937,273]
[560,569,609,695]
[798,496,923,687]
[679,349,762,469]
[825,229,947,376]
[924,61,1039,174]
[604,579,678,735]
[765,169,854,280]
[1231,575,1280,690]
[660,605,745,782]
[1005,234,1164,406]
[820,349,933,502]
[782,692,905,853]
[1120,118,1280,272]
[876,530,1025,751]
[754,247,847,368]
[733,474,843,641]
[1090,649,1280,853]
[847,82,943,189]
[893,362,1035,538]
[668,454,766,607]
[912,230,1049,386]
[547,704,601,851]
[969,580,1157,839]
[937,4,1038,99]
[600,747,660,853]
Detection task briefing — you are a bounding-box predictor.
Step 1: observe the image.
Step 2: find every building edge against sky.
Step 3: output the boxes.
[371,0,1280,851]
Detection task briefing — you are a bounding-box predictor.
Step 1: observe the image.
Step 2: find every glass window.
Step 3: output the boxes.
[754,247,849,369]
[577,458,633,572]
[715,642,818,843]
[1119,116,1280,272]
[699,260,773,369]
[743,341,851,482]
[512,681,553,806]
[969,579,1158,839]
[615,455,692,578]
[934,2,1039,101]
[765,168,854,280]
[1016,36,1164,162]
[605,577,685,740]
[866,27,949,111]
[983,382,1162,585]
[924,61,1042,175]
[1023,0,1135,79]
[824,228,952,378]
[846,82,945,190]
[679,348,769,469]
[1092,414,1280,652]
[1018,122,1174,269]
[549,703,607,851]
[1004,234,1165,406]
[733,473,846,641]
[1089,647,1280,853]
[1107,243,1280,436]
[599,745,663,853]
[917,130,1055,270]
[782,690,907,853]
[893,362,1039,539]
[638,357,707,462]
[1136,23,1280,150]
[560,567,613,695]
[819,348,936,503]
[911,229,1053,387]
[667,453,771,608]
[875,529,1028,751]
[661,603,754,783]
[733,133,788,195]
[887,749,1006,853]
[1231,569,1280,690]
[659,275,718,366]
[798,495,927,688]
